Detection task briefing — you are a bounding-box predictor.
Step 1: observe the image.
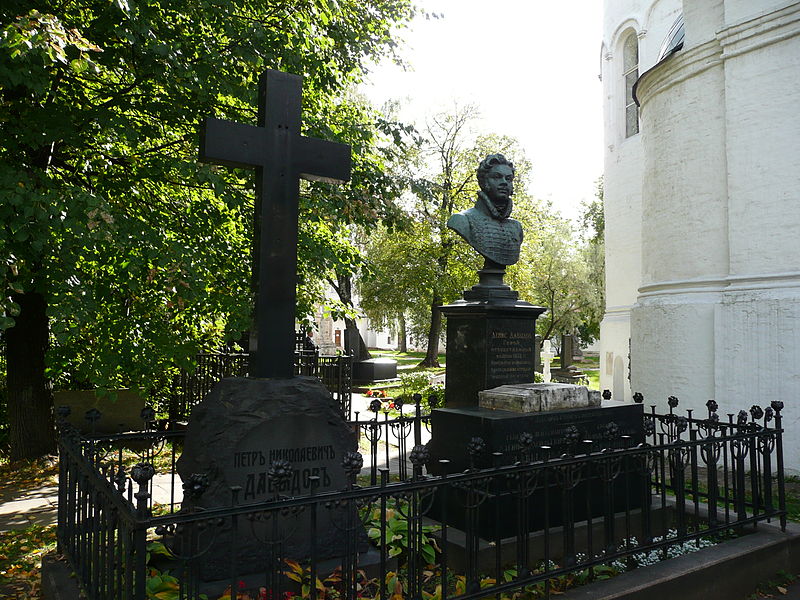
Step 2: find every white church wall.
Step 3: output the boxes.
[599,0,681,402]
[614,0,800,470]
[722,3,800,276]
[682,0,724,46]
[723,0,793,23]
[716,291,800,469]
[714,0,800,470]
[631,291,718,404]
[638,44,729,285]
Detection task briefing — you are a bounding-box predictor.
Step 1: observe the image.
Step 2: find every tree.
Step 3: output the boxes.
[0,1,416,459]
[506,202,605,343]
[576,176,605,343]
[357,223,436,352]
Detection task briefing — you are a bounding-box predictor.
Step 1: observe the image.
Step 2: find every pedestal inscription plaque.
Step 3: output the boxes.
[441,302,546,408]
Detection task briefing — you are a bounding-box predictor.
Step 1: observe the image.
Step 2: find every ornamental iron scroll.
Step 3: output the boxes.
[467,437,487,469]
[341,451,364,481]
[657,413,688,443]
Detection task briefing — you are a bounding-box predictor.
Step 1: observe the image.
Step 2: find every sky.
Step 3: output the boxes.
[361,1,604,223]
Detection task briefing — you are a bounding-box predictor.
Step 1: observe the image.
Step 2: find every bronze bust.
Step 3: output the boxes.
[447,154,523,267]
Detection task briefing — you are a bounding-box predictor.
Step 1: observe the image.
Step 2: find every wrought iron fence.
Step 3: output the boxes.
[170,352,353,421]
[56,397,786,600]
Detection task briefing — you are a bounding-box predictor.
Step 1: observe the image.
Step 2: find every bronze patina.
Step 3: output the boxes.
[447,154,523,267]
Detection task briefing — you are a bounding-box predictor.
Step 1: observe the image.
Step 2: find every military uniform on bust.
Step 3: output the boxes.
[447,190,523,266]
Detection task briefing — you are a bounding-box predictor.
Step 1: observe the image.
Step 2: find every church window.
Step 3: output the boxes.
[623,32,639,137]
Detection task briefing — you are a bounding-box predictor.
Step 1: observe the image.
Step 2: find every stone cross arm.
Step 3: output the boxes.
[200,117,350,183]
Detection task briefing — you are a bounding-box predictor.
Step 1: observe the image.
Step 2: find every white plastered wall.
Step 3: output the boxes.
[629,0,800,469]
[600,0,682,402]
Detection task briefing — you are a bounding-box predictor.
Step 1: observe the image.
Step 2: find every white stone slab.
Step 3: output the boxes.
[478,382,599,413]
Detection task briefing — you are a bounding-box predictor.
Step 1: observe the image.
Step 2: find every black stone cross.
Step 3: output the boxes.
[200,69,351,378]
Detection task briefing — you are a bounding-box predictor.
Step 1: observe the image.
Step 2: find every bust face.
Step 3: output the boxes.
[482,164,515,203]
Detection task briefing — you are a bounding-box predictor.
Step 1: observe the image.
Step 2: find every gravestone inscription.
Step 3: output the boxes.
[177,377,365,580]
[487,325,534,383]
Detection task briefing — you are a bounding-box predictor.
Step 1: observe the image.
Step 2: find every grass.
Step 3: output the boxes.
[368,350,446,373]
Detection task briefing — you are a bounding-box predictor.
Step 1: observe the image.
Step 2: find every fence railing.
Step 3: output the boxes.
[170,352,353,421]
[56,397,786,600]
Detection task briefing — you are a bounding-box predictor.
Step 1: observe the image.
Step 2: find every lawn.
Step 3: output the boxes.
[369,349,446,371]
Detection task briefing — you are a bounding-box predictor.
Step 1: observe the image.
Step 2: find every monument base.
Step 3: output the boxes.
[352,358,398,382]
[426,401,645,540]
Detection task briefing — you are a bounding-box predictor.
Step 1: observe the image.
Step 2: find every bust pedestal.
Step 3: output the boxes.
[441,299,546,408]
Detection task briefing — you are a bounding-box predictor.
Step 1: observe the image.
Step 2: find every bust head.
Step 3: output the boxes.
[477,154,515,206]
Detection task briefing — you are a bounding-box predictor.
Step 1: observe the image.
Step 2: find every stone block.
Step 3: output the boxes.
[478,382,599,413]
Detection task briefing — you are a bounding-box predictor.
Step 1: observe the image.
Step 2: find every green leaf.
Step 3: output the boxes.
[69,58,88,73]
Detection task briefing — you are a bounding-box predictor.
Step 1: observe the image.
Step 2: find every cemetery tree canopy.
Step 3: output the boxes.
[0,0,416,459]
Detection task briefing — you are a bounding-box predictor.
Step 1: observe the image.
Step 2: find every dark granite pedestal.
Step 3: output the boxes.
[426,403,646,540]
[353,358,398,382]
[441,300,546,408]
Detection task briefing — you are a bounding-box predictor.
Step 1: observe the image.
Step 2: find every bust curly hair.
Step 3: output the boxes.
[476,154,515,192]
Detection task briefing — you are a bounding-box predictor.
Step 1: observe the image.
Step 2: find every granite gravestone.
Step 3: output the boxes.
[176,377,363,579]
[176,69,365,579]
[551,333,585,382]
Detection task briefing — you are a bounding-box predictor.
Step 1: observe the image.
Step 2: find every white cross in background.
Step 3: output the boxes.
[540,339,555,383]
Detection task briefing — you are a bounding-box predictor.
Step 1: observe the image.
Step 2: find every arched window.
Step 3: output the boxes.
[623,32,639,137]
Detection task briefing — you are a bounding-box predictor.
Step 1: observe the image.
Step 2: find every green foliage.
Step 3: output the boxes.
[506,210,604,342]
[361,498,440,565]
[398,371,430,397]
[284,559,378,600]
[747,570,797,599]
[580,177,605,244]
[0,523,56,597]
[0,1,416,404]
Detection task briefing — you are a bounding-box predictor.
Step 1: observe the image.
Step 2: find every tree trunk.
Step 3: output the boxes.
[418,292,442,367]
[397,313,407,353]
[332,271,371,362]
[6,291,55,460]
